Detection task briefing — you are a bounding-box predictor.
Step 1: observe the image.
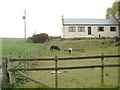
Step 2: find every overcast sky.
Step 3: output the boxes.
[0,0,115,38]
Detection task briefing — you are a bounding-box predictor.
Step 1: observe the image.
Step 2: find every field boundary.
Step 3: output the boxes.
[2,53,120,88]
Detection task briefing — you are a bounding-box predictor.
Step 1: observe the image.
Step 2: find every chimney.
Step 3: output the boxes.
[62,15,64,25]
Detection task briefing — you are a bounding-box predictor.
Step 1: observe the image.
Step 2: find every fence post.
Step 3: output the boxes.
[118,51,120,87]
[18,55,22,68]
[8,53,16,87]
[23,54,26,68]
[27,53,29,68]
[101,53,104,85]
[55,56,58,88]
[2,57,7,88]
[30,52,33,66]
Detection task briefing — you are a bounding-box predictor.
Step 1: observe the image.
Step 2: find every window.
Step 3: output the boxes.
[98,27,104,31]
[77,27,85,32]
[69,26,76,32]
[110,27,116,31]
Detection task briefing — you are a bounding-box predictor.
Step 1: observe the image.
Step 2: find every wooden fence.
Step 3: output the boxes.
[2,54,120,88]
[0,64,2,69]
[0,58,2,89]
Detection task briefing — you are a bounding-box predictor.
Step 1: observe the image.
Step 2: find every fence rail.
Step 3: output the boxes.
[9,54,120,61]
[17,71,46,85]
[9,64,120,71]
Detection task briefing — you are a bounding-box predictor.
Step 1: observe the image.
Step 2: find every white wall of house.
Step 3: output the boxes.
[61,25,119,38]
[93,26,119,37]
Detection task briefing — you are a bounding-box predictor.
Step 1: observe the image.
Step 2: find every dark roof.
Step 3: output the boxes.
[64,19,118,25]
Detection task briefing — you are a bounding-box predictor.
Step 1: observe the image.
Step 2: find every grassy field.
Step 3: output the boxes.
[19,38,119,88]
[1,38,44,88]
[2,38,43,58]
[2,38,119,88]
[41,39,118,57]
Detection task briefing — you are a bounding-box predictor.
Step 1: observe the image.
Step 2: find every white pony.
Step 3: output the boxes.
[68,48,72,54]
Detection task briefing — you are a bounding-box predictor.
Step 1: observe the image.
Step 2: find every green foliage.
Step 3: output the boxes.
[30,33,49,43]
[5,83,14,88]
[111,2,119,17]
[106,8,112,19]
[16,72,29,86]
[114,36,120,42]
[60,38,65,41]
[106,2,119,19]
[114,37,120,46]
[15,61,29,87]
[49,36,61,39]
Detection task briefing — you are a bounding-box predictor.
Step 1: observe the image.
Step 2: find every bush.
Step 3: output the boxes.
[16,71,29,86]
[50,36,61,39]
[30,33,49,43]
[60,38,65,41]
[27,37,32,41]
[5,83,14,88]
[114,36,120,43]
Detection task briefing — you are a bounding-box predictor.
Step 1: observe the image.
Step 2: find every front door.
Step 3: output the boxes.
[88,27,91,35]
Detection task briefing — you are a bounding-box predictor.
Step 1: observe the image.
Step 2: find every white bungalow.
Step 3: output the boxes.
[61,16,119,38]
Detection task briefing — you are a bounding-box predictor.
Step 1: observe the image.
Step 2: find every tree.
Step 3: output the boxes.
[106,8,112,19]
[106,1,119,20]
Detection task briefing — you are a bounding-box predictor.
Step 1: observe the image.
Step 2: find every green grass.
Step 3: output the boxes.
[40,39,118,57]
[21,39,119,88]
[2,38,119,88]
[17,83,51,88]
[2,38,43,58]
[2,38,45,88]
[89,85,119,88]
